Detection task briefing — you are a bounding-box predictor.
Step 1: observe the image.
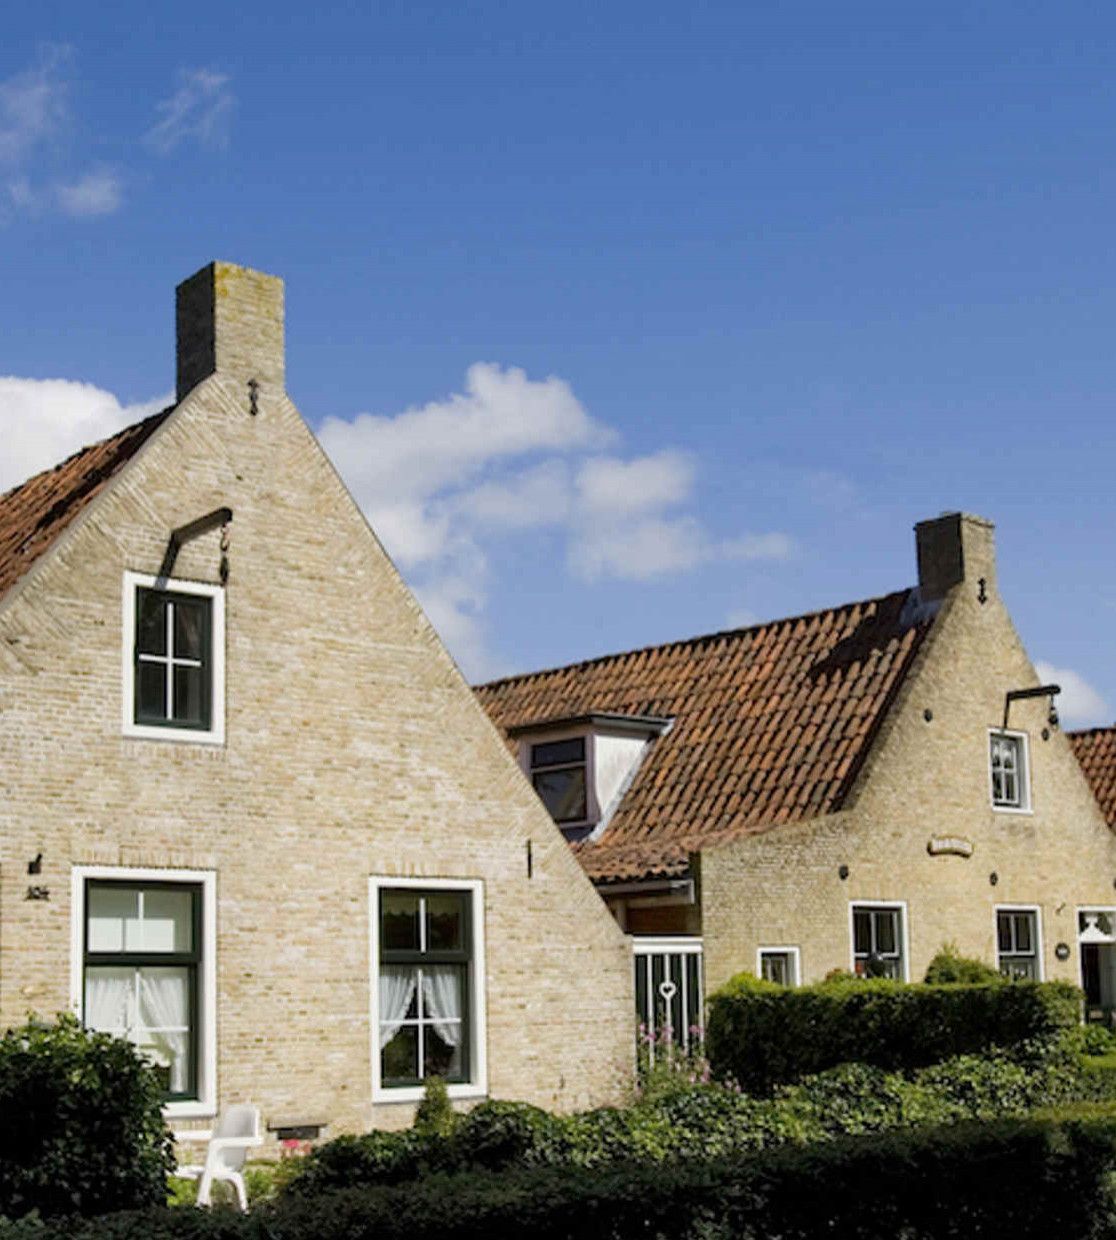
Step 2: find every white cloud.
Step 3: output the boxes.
[146,69,234,154]
[0,47,68,167]
[55,168,123,217]
[0,377,171,493]
[318,362,792,676]
[1035,662,1112,731]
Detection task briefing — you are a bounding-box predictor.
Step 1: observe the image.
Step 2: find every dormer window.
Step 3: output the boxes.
[529,738,588,824]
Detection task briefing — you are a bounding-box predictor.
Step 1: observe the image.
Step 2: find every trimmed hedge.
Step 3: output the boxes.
[9,1116,1116,1239]
[705,973,1081,1093]
[0,1016,173,1219]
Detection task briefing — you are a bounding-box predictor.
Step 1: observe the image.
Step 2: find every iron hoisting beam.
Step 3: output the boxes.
[1002,683,1061,731]
[158,507,233,580]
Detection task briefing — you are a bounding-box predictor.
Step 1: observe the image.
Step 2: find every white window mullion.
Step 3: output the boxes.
[164,602,175,719]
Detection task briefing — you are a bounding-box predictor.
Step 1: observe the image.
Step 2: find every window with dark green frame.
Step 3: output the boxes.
[133,587,213,730]
[529,737,588,824]
[82,881,202,1101]
[378,889,471,1088]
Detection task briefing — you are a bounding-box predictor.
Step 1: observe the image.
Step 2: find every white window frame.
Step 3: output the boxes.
[122,571,226,745]
[849,901,910,981]
[69,865,218,1119]
[757,946,801,986]
[994,904,1044,981]
[988,728,1031,814]
[369,876,487,1105]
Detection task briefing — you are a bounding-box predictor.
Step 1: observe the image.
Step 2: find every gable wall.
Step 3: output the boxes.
[702,574,1116,990]
[0,375,631,1132]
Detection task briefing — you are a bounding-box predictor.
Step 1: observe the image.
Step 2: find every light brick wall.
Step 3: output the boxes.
[0,349,632,1135]
[702,572,1116,993]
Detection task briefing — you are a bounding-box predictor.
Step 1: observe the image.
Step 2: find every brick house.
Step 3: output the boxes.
[478,513,1116,1037]
[0,261,633,1136]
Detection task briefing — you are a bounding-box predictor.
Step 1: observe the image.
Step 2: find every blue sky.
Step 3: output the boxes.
[1,3,1114,724]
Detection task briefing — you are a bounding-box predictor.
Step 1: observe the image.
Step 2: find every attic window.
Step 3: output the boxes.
[989,730,1030,811]
[529,737,588,824]
[122,572,225,745]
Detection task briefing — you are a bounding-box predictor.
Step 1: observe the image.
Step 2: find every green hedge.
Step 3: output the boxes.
[9,1116,1116,1239]
[705,974,1081,1093]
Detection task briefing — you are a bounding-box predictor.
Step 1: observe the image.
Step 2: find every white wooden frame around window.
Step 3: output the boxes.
[994,904,1044,981]
[121,571,226,745]
[987,728,1032,814]
[69,865,218,1119]
[848,901,910,982]
[756,946,801,986]
[369,876,488,1104]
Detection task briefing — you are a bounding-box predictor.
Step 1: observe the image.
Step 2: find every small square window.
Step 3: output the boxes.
[996,909,1041,980]
[990,731,1029,810]
[758,948,799,986]
[529,737,588,824]
[851,905,906,979]
[123,573,225,744]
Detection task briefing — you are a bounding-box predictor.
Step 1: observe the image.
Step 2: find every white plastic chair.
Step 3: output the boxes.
[173,1104,263,1210]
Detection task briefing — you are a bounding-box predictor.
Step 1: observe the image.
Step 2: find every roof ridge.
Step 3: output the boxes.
[0,407,174,505]
[476,585,916,690]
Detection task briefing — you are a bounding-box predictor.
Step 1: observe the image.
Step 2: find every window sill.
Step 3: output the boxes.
[123,723,225,746]
[990,804,1033,816]
[373,1083,486,1105]
[164,1099,216,1120]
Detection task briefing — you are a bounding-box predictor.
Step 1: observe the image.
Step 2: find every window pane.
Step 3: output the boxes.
[533,767,587,822]
[1013,914,1033,954]
[997,915,1012,953]
[136,967,191,1095]
[853,910,871,955]
[381,1025,418,1084]
[137,590,167,656]
[531,738,585,768]
[173,598,208,661]
[875,912,897,956]
[762,953,788,985]
[173,665,207,726]
[381,892,420,952]
[423,1025,463,1079]
[84,965,133,1032]
[87,886,139,953]
[137,663,167,721]
[426,893,465,952]
[139,889,194,953]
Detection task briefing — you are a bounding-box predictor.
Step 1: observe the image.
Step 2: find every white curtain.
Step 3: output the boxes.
[422,966,462,1048]
[85,968,131,1033]
[138,969,190,1094]
[379,967,417,1050]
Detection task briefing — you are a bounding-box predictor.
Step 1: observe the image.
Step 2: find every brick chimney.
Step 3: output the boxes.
[915,512,996,602]
[176,261,285,402]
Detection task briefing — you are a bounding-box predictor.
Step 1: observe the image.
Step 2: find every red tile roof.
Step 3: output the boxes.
[0,410,171,603]
[1069,727,1116,828]
[477,590,935,883]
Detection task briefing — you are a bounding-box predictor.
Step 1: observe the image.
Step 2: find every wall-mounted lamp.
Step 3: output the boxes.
[1002,683,1061,732]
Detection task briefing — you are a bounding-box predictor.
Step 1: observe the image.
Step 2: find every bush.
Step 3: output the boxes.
[452,1100,570,1171]
[413,1077,457,1139]
[0,1015,173,1219]
[14,1116,1116,1239]
[705,974,1081,1094]
[924,944,1002,985]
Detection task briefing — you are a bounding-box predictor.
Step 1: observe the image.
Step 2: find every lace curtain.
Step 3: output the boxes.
[421,966,462,1048]
[379,967,417,1050]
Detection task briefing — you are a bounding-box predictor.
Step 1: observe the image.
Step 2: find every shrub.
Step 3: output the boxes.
[413,1076,457,1139]
[0,1014,174,1219]
[452,1100,570,1170]
[705,974,1081,1094]
[924,943,1002,985]
[14,1116,1116,1239]
[284,1128,435,1196]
